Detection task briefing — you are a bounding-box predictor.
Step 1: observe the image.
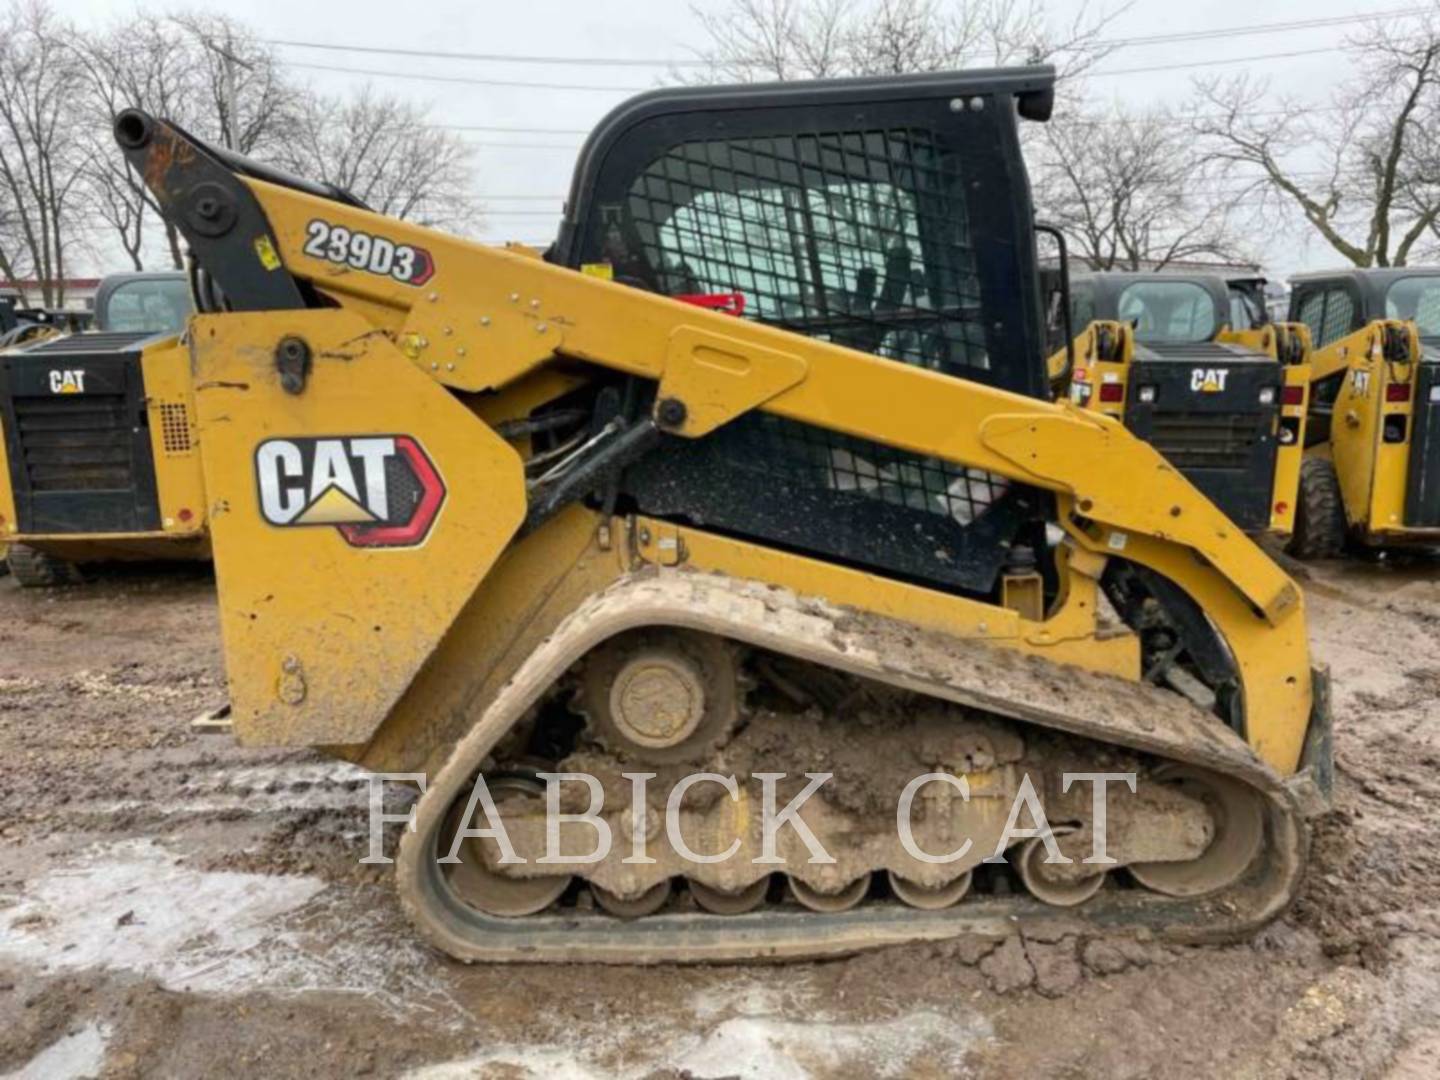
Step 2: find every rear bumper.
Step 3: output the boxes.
[6,532,210,563]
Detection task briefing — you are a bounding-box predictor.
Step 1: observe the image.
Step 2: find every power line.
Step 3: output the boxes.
[440,124,592,135]
[287,61,647,93]
[456,141,577,150]
[1093,7,1428,48]
[1090,45,1341,78]
[266,8,1428,69]
[270,39,706,68]
[291,45,1356,98]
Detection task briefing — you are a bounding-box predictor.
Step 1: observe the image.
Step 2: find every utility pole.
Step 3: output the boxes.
[197,31,254,150]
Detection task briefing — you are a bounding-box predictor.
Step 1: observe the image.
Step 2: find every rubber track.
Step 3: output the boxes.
[397,570,1316,964]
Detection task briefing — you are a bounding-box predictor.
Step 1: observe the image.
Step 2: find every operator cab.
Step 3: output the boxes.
[552,67,1059,597]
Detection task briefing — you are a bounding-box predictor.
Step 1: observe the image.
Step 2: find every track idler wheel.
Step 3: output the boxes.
[440,776,570,917]
[1127,766,1265,898]
[689,876,769,915]
[788,873,871,913]
[888,870,973,910]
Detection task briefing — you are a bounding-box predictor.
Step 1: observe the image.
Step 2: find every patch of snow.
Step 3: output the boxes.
[675,1011,986,1079]
[0,839,470,1025]
[0,839,325,987]
[2,1023,109,1080]
[408,974,991,1079]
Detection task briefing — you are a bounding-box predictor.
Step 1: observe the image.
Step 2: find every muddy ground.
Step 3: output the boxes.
[0,556,1438,1079]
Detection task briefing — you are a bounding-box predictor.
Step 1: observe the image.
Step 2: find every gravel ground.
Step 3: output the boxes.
[0,555,1437,1079]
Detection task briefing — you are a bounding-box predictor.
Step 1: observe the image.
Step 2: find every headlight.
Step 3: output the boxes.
[1258,387,1277,405]
[1137,385,1157,404]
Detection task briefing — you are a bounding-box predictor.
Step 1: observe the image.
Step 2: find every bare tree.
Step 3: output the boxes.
[275,88,478,229]
[0,0,86,306]
[72,12,306,270]
[0,180,26,285]
[1194,11,1440,268]
[686,0,1129,83]
[73,14,200,270]
[169,12,299,156]
[1034,103,1253,271]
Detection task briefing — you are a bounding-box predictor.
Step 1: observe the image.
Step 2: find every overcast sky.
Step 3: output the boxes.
[45,0,1411,275]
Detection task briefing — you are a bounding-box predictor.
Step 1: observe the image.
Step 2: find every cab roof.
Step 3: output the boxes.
[1289,267,1440,319]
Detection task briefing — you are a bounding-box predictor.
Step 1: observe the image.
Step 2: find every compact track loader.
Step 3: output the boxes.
[109,66,1329,963]
[1052,272,1311,539]
[1286,269,1440,558]
[0,272,205,585]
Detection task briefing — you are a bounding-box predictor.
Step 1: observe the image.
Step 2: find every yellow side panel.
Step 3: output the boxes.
[1331,360,1383,530]
[1270,364,1311,536]
[139,339,208,538]
[189,310,526,746]
[0,399,15,538]
[1368,362,1418,535]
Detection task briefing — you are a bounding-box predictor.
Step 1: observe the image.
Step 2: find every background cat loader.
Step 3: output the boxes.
[108,66,1329,962]
[1051,271,1311,540]
[1286,269,1440,558]
[0,271,203,585]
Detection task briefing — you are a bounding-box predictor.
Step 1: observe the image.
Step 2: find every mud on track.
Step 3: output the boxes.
[0,557,1438,1079]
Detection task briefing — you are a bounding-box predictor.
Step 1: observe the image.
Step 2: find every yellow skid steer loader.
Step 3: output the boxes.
[1050,272,1312,541]
[104,66,1329,962]
[0,271,204,585]
[1286,269,1440,557]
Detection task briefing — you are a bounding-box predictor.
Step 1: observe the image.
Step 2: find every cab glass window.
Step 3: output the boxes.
[1069,282,1097,331]
[101,279,191,334]
[1116,281,1217,344]
[1318,289,1356,345]
[1294,286,1356,347]
[1228,288,1264,331]
[1385,276,1440,340]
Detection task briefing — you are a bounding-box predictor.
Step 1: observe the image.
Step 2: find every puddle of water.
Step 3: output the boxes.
[2,1023,109,1080]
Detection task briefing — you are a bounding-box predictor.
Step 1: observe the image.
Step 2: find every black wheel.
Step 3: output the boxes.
[6,544,83,587]
[1287,458,1347,561]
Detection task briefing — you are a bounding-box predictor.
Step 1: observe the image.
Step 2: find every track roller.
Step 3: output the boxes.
[887,870,973,910]
[788,873,871,913]
[1016,834,1107,907]
[689,876,769,915]
[593,880,673,918]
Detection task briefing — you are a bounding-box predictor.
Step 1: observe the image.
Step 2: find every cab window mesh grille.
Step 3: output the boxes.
[734,412,1008,527]
[592,121,1033,591]
[621,129,988,375]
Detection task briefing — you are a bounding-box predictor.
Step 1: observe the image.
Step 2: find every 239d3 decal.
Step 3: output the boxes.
[302,219,435,287]
[254,436,445,548]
